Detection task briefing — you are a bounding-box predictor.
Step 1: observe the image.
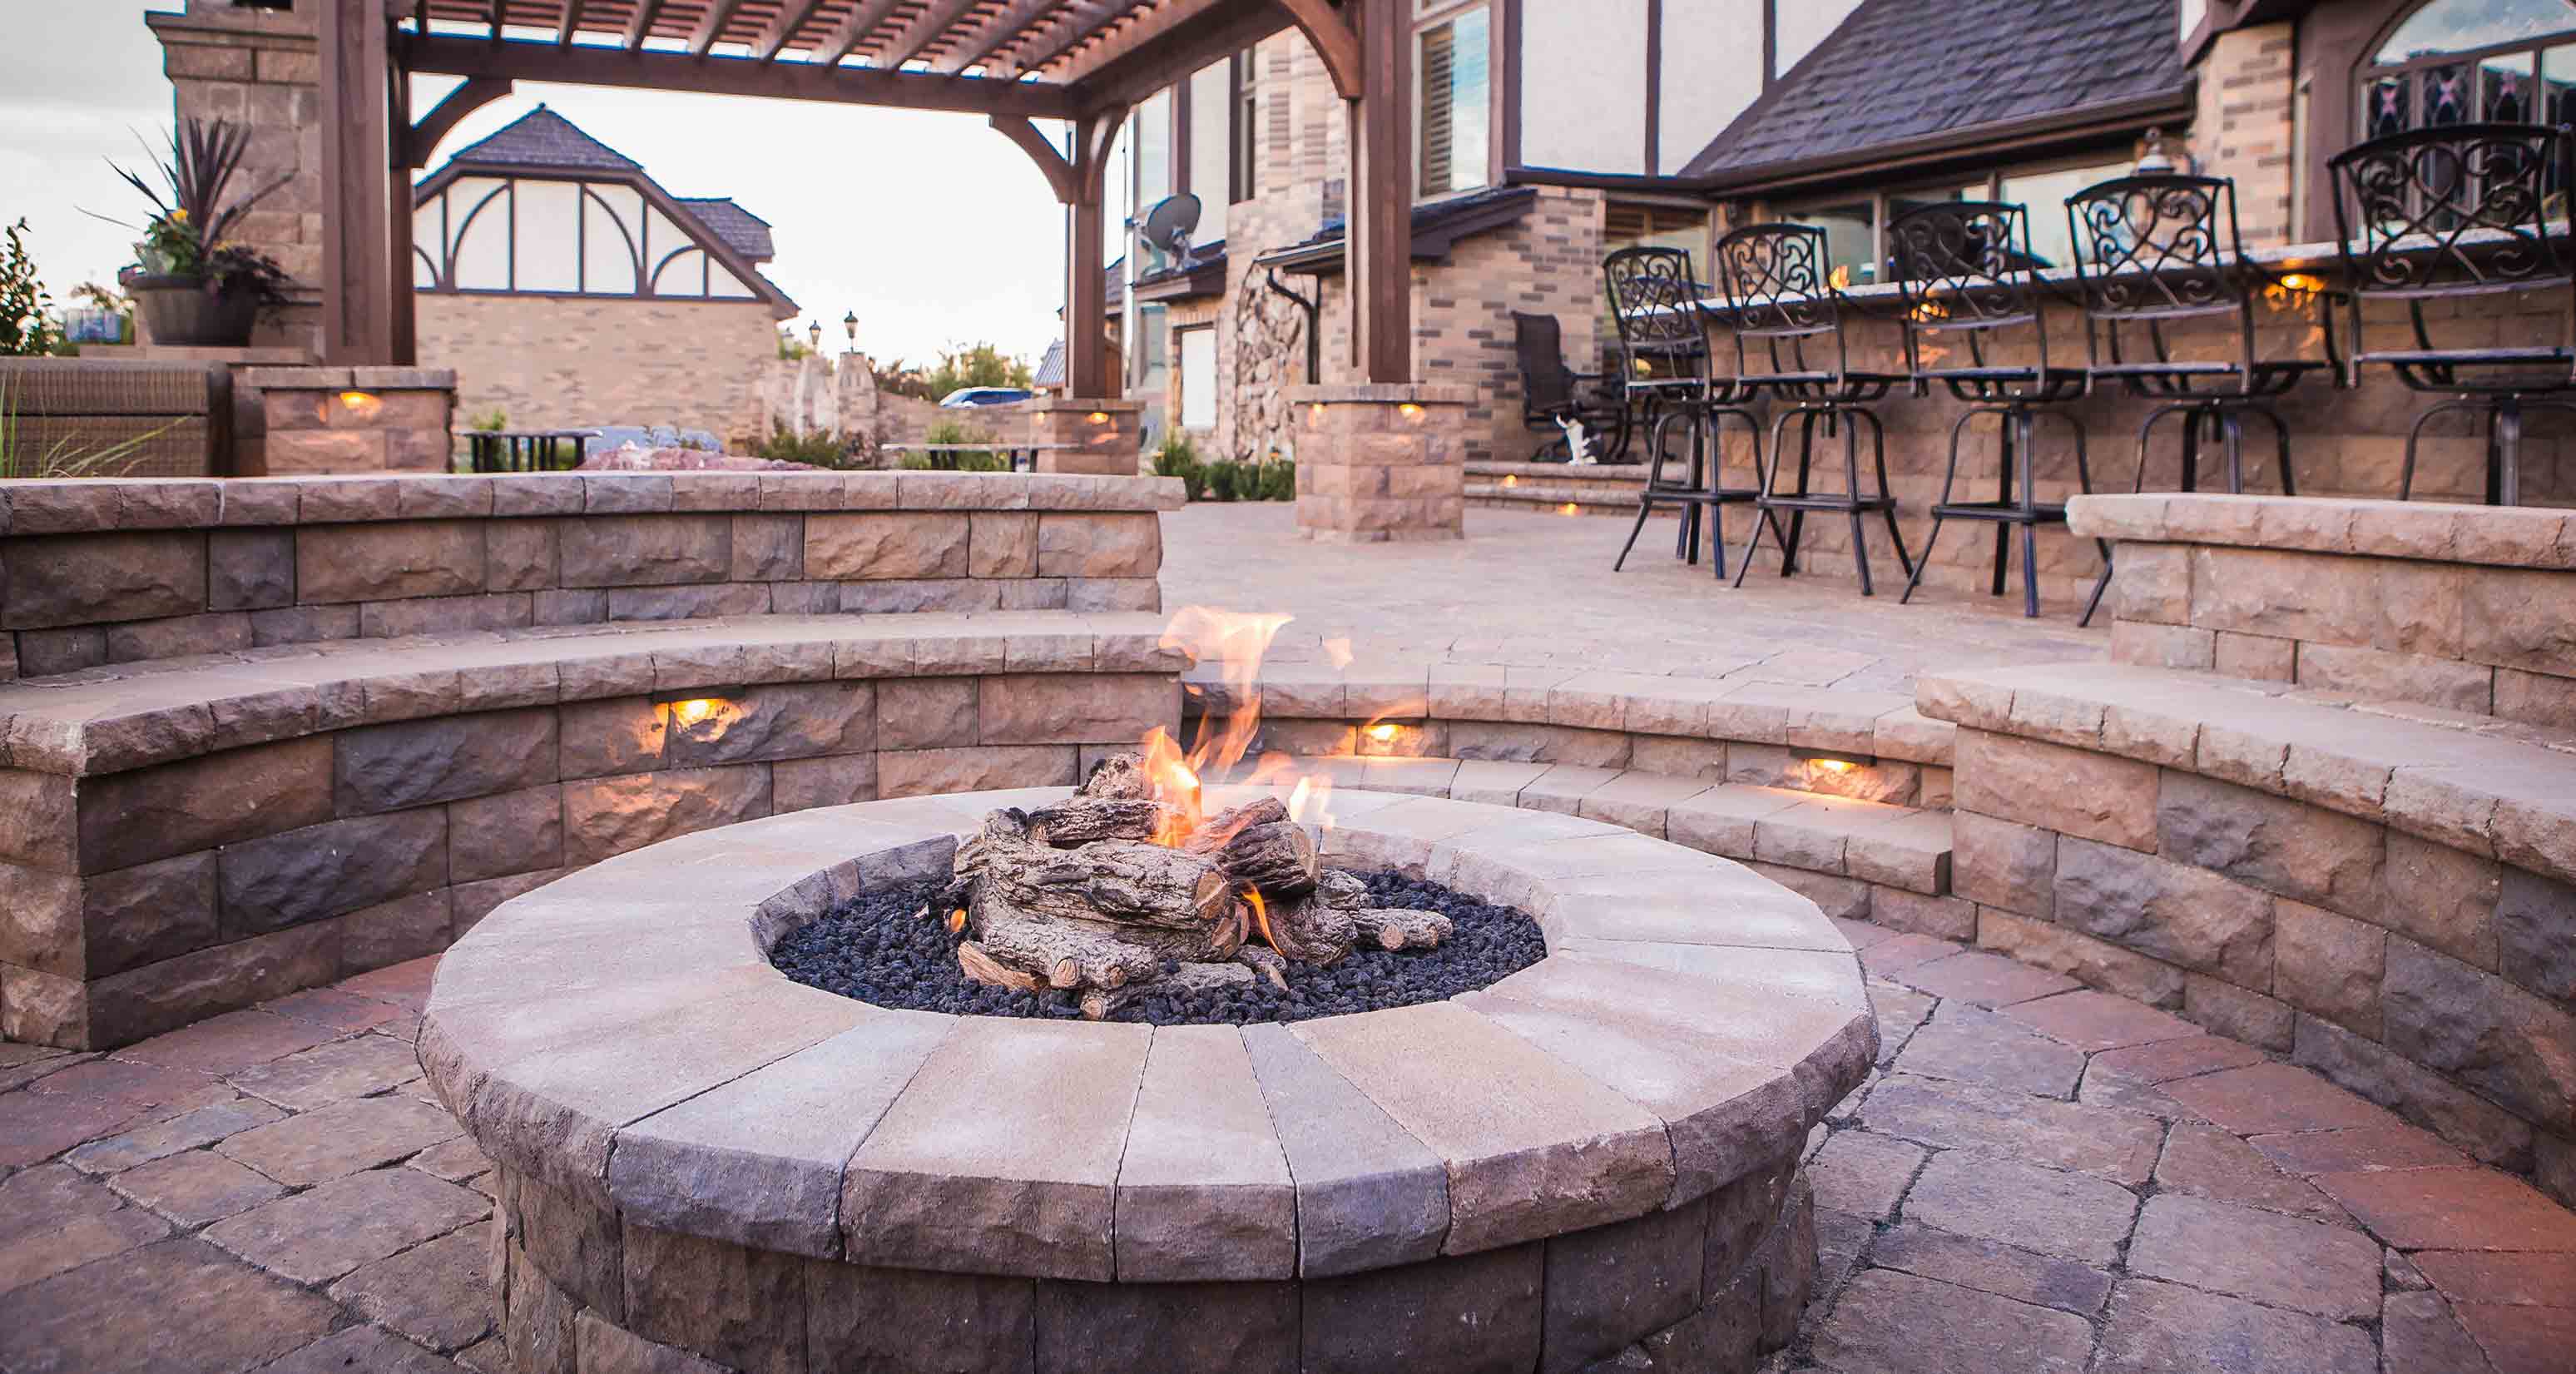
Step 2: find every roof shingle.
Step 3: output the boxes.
[443,105,642,172]
[1685,0,2189,180]
[676,198,776,263]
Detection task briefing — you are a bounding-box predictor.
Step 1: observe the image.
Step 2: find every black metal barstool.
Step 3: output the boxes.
[1716,224,1913,596]
[1513,311,1630,463]
[2328,122,2576,507]
[2063,173,2335,624]
[1603,246,1772,576]
[1886,201,2098,619]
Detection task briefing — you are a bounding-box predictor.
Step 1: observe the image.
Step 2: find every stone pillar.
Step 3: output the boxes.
[1026,399,1144,476]
[1289,384,1472,543]
[146,1,326,356]
[244,366,456,475]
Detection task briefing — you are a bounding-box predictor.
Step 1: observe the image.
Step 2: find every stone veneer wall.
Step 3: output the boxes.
[0,471,1172,680]
[0,471,1186,1050]
[247,365,456,477]
[417,293,783,442]
[2083,494,2576,727]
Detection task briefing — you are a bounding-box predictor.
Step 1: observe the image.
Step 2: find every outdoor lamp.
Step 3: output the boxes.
[808,320,823,350]
[843,310,858,344]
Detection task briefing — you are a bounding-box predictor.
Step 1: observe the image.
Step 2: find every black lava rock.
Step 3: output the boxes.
[768,871,1548,1025]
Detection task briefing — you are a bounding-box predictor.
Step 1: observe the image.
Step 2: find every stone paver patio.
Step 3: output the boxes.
[4,911,2570,1372]
[1159,503,2108,694]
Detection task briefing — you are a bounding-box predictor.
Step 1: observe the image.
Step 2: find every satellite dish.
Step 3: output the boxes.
[1140,193,1203,265]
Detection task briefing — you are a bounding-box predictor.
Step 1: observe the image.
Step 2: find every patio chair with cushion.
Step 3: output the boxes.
[1600,246,1775,576]
[1889,200,2103,620]
[2327,121,2576,506]
[1513,311,1629,464]
[1715,224,1913,596]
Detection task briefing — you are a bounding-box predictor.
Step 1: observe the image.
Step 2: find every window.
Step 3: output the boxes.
[1418,5,1491,198]
[409,175,760,300]
[1178,328,1217,431]
[1231,47,1261,205]
[1774,157,2129,286]
[2360,0,2576,138]
[1134,89,1173,211]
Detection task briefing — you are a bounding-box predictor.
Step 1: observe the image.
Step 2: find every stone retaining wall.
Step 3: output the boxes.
[0,632,1181,1051]
[1924,666,2576,1206]
[2080,494,2576,724]
[0,471,1181,679]
[1195,665,1956,808]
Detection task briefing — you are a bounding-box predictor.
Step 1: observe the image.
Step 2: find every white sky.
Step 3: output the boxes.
[0,2,1075,370]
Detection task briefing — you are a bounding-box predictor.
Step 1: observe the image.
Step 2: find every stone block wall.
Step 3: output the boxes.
[1290,385,1473,542]
[2081,494,2576,727]
[0,471,1177,681]
[247,365,456,477]
[418,293,782,441]
[1946,723,2576,1202]
[2189,21,2300,250]
[0,655,1179,1051]
[0,472,1186,1048]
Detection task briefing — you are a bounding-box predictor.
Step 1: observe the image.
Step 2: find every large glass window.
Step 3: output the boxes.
[1231,47,1261,205]
[1178,327,1217,431]
[1418,5,1491,197]
[1773,157,2128,290]
[2361,0,2576,138]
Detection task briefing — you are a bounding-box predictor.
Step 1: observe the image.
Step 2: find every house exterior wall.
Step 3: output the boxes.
[1519,0,1650,175]
[2187,20,2301,249]
[416,293,777,439]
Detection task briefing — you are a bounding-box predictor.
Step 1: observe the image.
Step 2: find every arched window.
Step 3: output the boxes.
[2360,0,2576,138]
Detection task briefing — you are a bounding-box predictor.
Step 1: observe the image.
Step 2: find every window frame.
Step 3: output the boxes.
[1230,47,1261,206]
[1414,0,1497,202]
[1768,149,2136,286]
[2354,2,2576,138]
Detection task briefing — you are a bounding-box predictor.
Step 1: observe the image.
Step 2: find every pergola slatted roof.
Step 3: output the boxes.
[429,0,1186,85]
[329,0,1409,393]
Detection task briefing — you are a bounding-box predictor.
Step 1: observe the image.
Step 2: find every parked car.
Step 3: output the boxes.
[939,387,1034,409]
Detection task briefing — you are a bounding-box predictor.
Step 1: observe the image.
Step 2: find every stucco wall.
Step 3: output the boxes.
[417,293,778,439]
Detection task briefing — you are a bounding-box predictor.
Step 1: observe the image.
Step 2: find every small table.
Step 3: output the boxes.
[467,429,591,474]
[882,441,1082,474]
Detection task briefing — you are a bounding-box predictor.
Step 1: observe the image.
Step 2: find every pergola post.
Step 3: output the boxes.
[318,0,398,365]
[997,111,1144,474]
[1346,0,1411,384]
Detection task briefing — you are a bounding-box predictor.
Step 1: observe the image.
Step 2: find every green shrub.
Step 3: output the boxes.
[914,419,1002,471]
[1205,459,1244,502]
[468,407,508,433]
[756,426,852,467]
[1257,458,1295,501]
[1152,435,1206,500]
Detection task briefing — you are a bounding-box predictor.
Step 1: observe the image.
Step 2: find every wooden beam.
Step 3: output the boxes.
[1275,0,1359,98]
[389,53,417,365]
[402,32,1083,117]
[404,73,513,166]
[686,0,748,54]
[621,0,667,48]
[1348,0,1409,383]
[554,0,582,44]
[810,0,904,65]
[875,0,981,69]
[1068,0,1291,112]
[751,0,825,60]
[320,0,398,364]
[934,0,1059,75]
[1005,0,1144,78]
[1063,107,1126,398]
[991,113,1077,202]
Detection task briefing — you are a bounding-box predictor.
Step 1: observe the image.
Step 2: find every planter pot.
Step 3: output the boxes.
[127,273,261,348]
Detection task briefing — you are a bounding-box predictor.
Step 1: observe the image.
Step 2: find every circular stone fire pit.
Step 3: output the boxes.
[421,786,1875,1374]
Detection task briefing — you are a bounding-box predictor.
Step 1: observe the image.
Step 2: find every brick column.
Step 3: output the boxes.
[1289,384,1473,543]
[1025,399,1144,476]
[244,366,456,475]
[2186,21,2298,250]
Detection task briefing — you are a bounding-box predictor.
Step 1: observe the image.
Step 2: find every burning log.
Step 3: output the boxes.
[957,941,1043,993]
[1025,797,1169,847]
[1258,890,1355,966]
[954,807,1242,991]
[1079,753,1154,801]
[1349,907,1454,951]
[1232,945,1290,990]
[1080,960,1256,1019]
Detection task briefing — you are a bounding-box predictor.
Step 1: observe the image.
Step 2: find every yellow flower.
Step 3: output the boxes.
[170,209,189,222]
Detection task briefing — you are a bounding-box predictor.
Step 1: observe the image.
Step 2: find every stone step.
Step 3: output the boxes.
[1207,756,1958,926]
[1463,462,1653,518]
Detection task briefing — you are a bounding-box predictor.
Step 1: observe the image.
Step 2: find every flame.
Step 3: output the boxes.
[1242,885,1276,949]
[947,909,968,935]
[1828,264,1852,290]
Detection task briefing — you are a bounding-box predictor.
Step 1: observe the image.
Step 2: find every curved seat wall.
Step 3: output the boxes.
[0,472,1188,1051]
[1925,659,2576,1208]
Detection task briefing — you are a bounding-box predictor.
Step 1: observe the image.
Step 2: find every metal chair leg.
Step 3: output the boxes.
[2494,396,2523,507]
[1615,408,1683,572]
[2017,409,2043,620]
[1905,409,1982,607]
[1991,409,2014,597]
[1735,405,1801,589]
[2399,398,2473,501]
[1841,407,1872,597]
[2248,404,2296,497]
[1868,409,1912,580]
[1785,409,1819,579]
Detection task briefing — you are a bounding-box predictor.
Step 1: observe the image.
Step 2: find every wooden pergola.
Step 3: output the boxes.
[321,0,1413,393]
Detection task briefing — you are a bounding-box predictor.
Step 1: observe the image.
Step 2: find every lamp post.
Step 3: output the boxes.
[842,310,858,348]
[807,320,823,352]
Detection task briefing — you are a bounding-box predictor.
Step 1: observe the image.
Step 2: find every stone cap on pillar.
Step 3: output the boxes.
[240,366,458,392]
[1286,384,1477,407]
[1023,397,1146,414]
